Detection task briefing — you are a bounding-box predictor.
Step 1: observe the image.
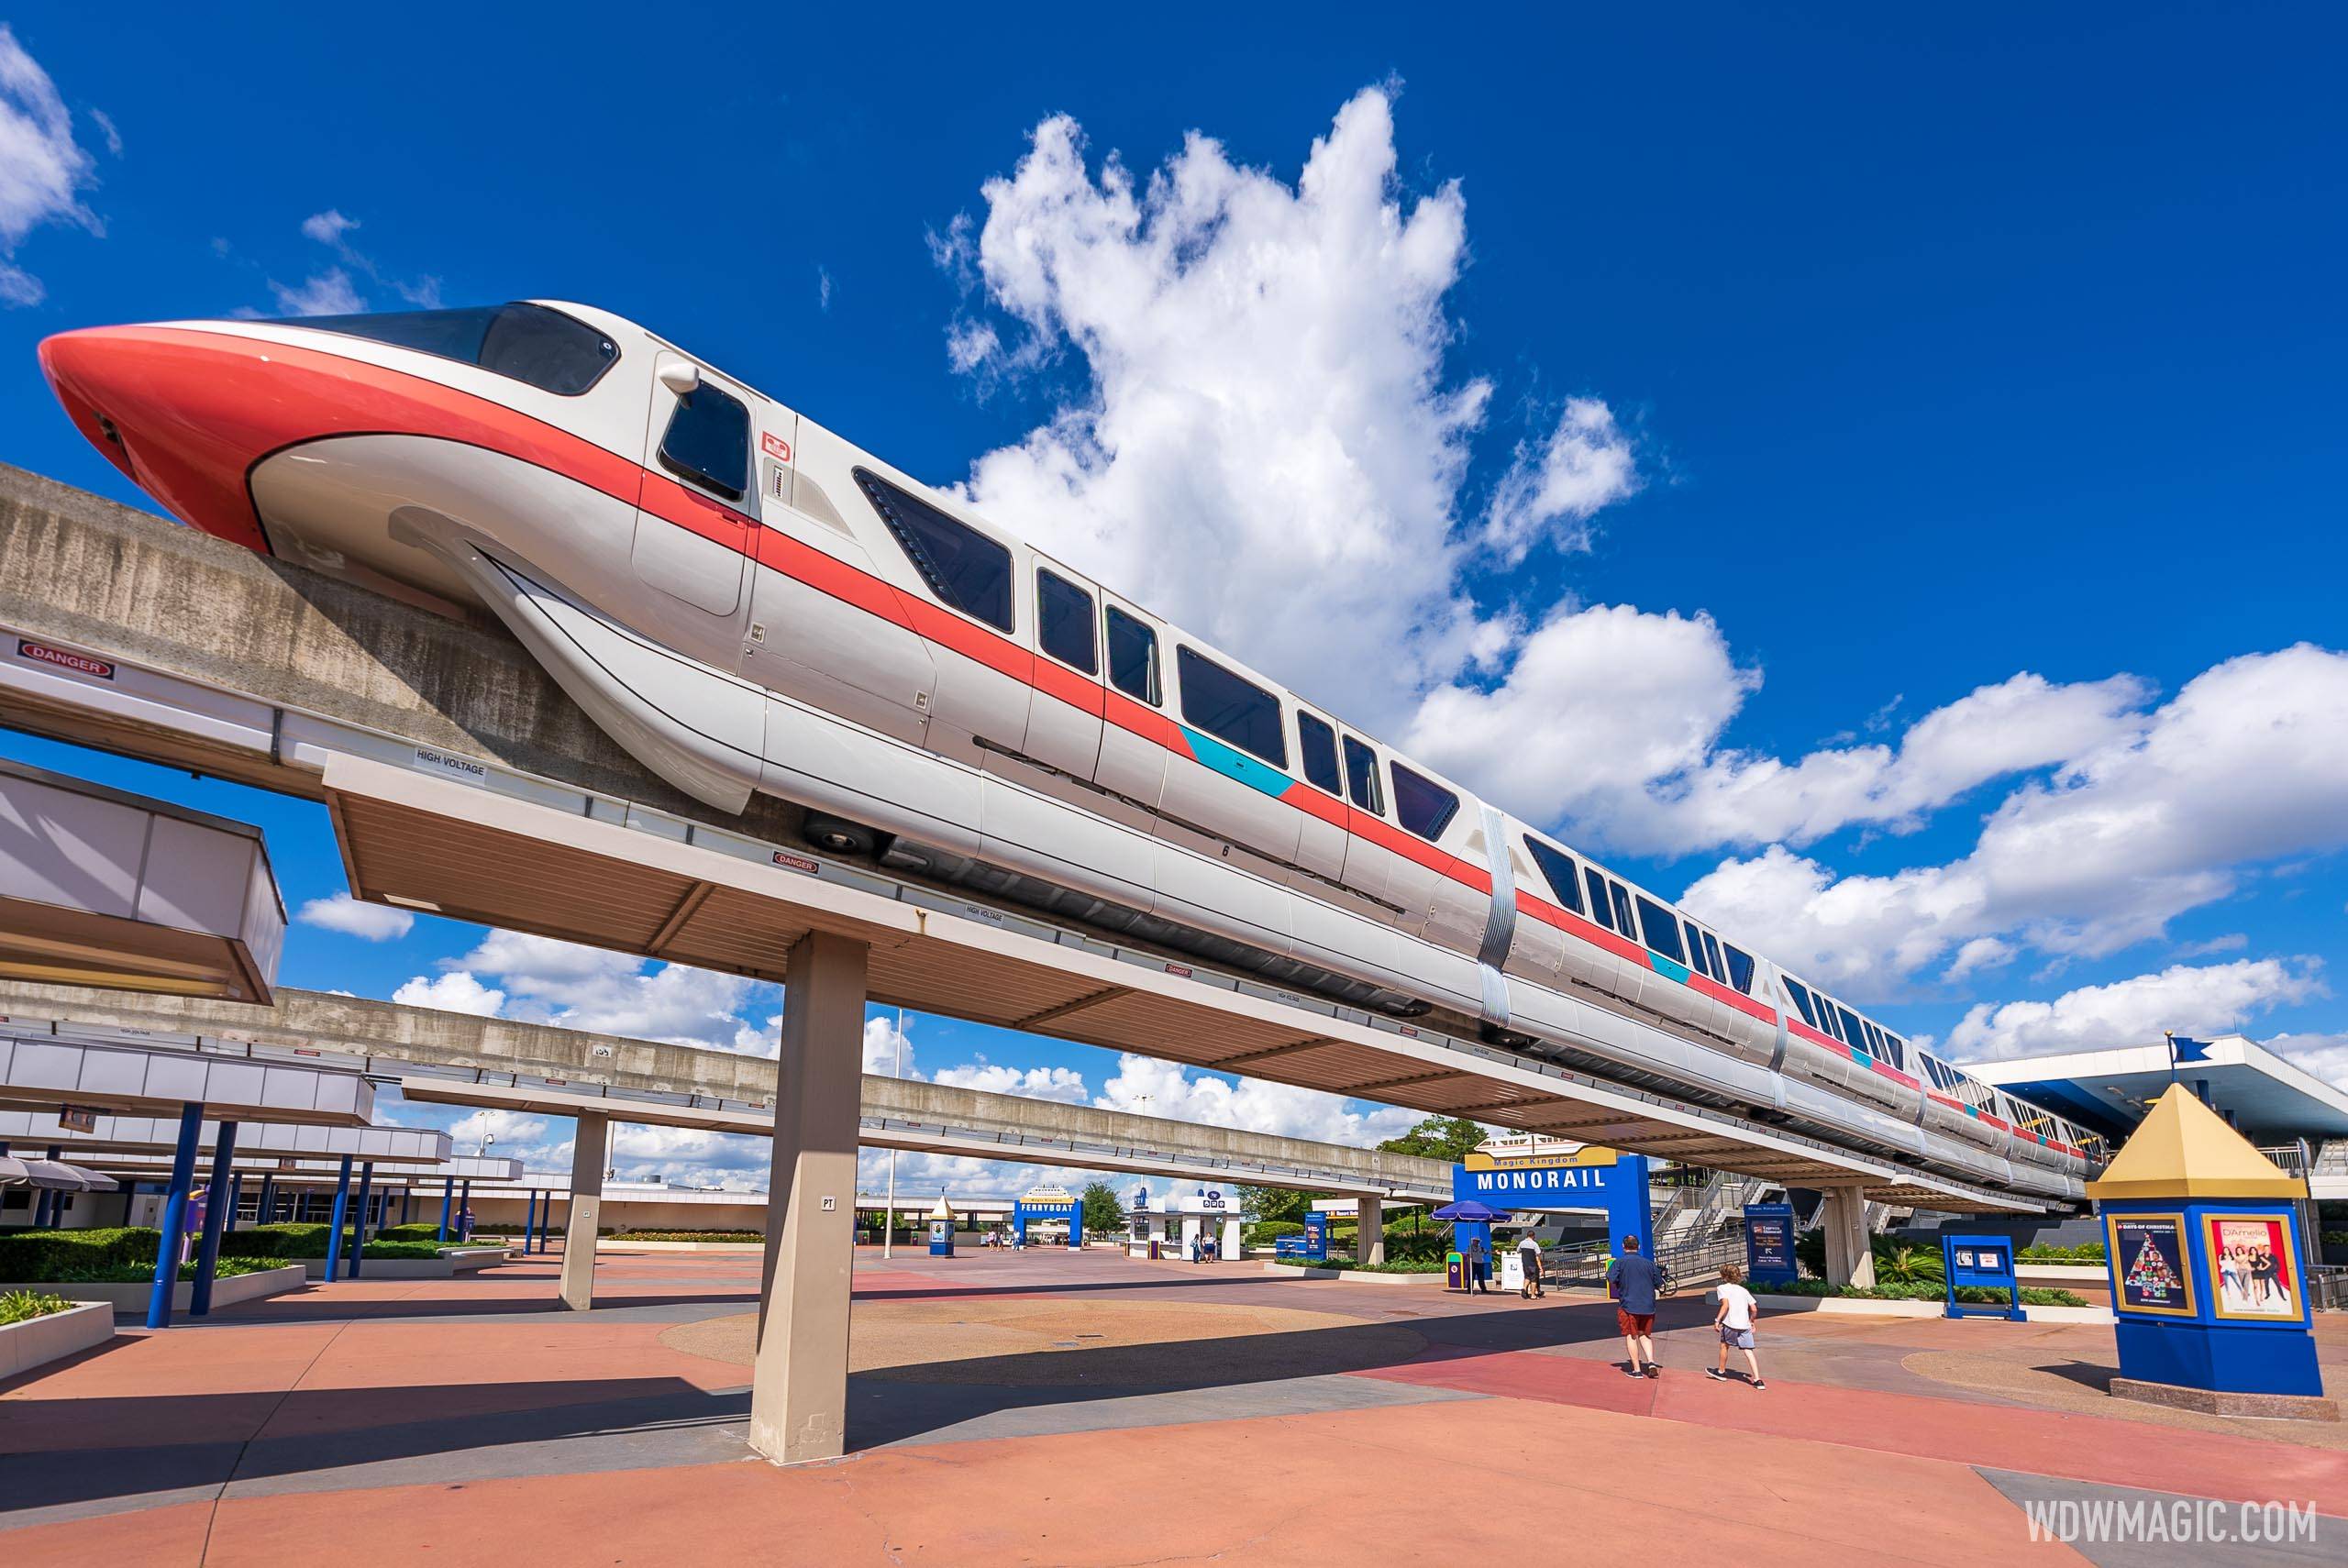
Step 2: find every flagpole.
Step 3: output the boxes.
[882,1008,903,1260]
[2165,1029,2178,1088]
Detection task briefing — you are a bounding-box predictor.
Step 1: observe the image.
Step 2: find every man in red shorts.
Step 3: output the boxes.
[1607,1233,1665,1378]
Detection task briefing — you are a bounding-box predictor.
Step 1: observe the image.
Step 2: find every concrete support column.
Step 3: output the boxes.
[1219,1216,1243,1261]
[258,1173,276,1226]
[224,1173,243,1236]
[561,1112,608,1311]
[1357,1198,1385,1266]
[437,1175,453,1242]
[748,932,869,1467]
[190,1121,239,1317]
[1820,1187,1877,1289]
[146,1103,204,1331]
[323,1156,353,1283]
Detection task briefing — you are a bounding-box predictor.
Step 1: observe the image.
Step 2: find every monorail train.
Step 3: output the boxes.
[39,301,2102,1198]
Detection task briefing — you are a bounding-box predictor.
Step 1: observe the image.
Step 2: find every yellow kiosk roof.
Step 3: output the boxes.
[2084,1084,2308,1201]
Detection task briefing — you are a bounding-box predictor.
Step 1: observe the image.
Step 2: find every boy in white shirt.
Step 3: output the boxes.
[1707,1262,1766,1389]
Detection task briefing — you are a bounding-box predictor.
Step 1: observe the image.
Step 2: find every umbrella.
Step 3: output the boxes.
[0,1154,119,1192]
[1430,1200,1508,1223]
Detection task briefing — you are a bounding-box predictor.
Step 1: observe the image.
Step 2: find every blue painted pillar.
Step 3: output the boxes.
[323,1156,354,1283]
[533,1190,548,1253]
[146,1103,205,1331]
[347,1163,375,1278]
[225,1173,243,1236]
[258,1172,276,1226]
[1606,1154,1656,1259]
[401,1189,413,1226]
[524,1189,538,1253]
[34,1144,63,1226]
[437,1175,454,1242]
[190,1121,240,1317]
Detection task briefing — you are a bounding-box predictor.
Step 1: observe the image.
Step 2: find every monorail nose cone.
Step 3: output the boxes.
[37,325,277,554]
[38,326,145,473]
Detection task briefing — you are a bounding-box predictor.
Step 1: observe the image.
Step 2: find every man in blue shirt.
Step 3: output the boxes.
[1607,1234,1666,1379]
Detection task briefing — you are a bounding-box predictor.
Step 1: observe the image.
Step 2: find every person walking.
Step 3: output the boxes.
[1516,1231,1545,1299]
[1706,1262,1767,1389]
[1608,1234,1665,1378]
[1467,1234,1491,1293]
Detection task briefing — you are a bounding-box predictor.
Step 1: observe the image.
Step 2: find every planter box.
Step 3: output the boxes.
[2021,1303,2116,1324]
[1755,1292,2113,1325]
[1755,1292,1944,1319]
[25,1264,307,1317]
[0,1301,114,1379]
[290,1248,515,1280]
[604,1240,764,1253]
[2018,1263,2107,1285]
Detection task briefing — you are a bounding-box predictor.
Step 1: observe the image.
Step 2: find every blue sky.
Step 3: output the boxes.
[2,6,2342,1191]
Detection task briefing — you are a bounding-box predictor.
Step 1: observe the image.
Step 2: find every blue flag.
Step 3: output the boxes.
[2169,1034,2212,1065]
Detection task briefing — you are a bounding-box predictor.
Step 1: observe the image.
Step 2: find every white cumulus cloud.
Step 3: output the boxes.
[1682,646,2348,992]
[392,970,506,1017]
[1940,958,2328,1062]
[945,86,1634,733]
[0,24,103,306]
[296,892,414,942]
[1480,397,1639,563]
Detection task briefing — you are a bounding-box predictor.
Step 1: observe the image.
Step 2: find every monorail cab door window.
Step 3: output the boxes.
[1095,591,1168,812]
[633,350,754,643]
[1335,730,1395,907]
[1290,707,1348,883]
[1024,558,1106,782]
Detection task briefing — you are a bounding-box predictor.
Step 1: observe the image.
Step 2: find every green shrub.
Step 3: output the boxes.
[43,1257,279,1285]
[1243,1220,1304,1243]
[375,1224,454,1243]
[0,1227,163,1284]
[222,1225,446,1261]
[2017,1242,2107,1263]
[0,1288,77,1326]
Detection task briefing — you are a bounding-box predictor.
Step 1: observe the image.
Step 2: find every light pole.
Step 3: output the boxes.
[882,1008,904,1258]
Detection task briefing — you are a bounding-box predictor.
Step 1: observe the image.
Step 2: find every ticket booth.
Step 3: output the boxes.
[927,1195,956,1258]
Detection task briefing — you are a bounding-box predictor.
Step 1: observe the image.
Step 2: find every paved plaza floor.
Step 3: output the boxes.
[5,1246,2343,1565]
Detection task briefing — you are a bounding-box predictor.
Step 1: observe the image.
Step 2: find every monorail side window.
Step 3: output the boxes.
[1523,838,1584,915]
[1390,764,1459,841]
[1635,897,1688,964]
[854,469,1013,631]
[1882,1033,1909,1072]
[1610,881,1637,939]
[1342,736,1384,814]
[1701,932,1727,985]
[1105,606,1159,704]
[1583,867,1614,930]
[1723,944,1755,994]
[1681,921,1714,979]
[660,379,751,502]
[1296,712,1342,795]
[1781,977,1818,1026]
[1835,1005,1867,1051]
[1036,569,1098,674]
[1176,647,1287,767]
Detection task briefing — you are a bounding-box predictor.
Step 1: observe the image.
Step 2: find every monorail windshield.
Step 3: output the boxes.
[273,304,619,395]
